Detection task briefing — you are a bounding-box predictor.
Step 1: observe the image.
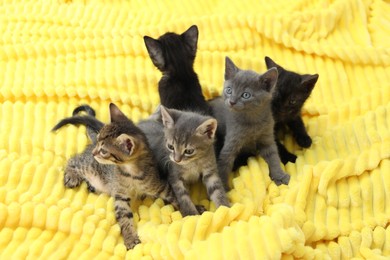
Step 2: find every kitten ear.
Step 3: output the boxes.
[182,25,198,54]
[160,106,175,129]
[109,103,127,123]
[225,57,239,80]
[264,56,283,71]
[144,36,165,69]
[117,134,135,155]
[260,67,278,92]
[195,118,217,139]
[301,74,319,93]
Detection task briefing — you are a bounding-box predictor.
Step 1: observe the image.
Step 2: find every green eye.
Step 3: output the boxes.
[241,92,251,99]
[100,149,108,156]
[225,87,232,95]
[184,148,194,155]
[167,144,174,151]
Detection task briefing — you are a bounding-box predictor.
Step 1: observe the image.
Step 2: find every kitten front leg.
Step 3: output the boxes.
[202,166,230,208]
[287,117,312,148]
[168,172,199,216]
[276,140,297,164]
[217,141,241,190]
[258,142,290,185]
[114,194,140,250]
[63,158,84,189]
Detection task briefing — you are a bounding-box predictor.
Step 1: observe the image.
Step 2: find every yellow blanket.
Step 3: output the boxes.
[1,0,389,259]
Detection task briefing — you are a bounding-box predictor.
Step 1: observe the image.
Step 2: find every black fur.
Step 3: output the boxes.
[144,25,212,115]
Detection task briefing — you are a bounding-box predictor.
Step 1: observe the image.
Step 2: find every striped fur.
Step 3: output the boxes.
[53,104,178,249]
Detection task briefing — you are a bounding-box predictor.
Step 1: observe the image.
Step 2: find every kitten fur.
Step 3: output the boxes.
[233,57,319,168]
[143,25,212,115]
[210,57,290,188]
[138,106,230,216]
[266,56,319,163]
[52,104,178,250]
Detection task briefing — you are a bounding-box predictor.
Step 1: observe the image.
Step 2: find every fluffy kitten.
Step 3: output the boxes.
[52,104,178,249]
[210,57,290,188]
[138,106,230,216]
[266,56,319,164]
[143,25,212,115]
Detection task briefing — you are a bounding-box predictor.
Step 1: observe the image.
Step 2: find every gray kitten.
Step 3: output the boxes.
[138,106,230,216]
[209,57,291,188]
[52,104,179,250]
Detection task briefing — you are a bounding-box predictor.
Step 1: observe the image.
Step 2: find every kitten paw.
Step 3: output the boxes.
[195,205,207,214]
[181,207,201,217]
[272,173,290,186]
[280,152,297,164]
[63,173,83,189]
[124,236,141,250]
[296,135,312,148]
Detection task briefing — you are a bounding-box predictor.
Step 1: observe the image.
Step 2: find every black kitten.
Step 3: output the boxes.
[143,25,212,115]
[266,57,319,164]
[233,57,318,169]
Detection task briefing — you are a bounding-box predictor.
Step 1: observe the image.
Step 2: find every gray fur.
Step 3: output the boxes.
[138,106,230,216]
[54,104,178,250]
[210,57,290,188]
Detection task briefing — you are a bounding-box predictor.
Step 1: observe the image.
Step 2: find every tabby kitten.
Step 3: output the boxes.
[266,56,319,164]
[138,106,230,216]
[52,104,178,250]
[210,57,290,188]
[143,25,212,115]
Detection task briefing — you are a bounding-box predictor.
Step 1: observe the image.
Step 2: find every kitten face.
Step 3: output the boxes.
[144,25,198,75]
[160,106,217,166]
[223,57,278,111]
[92,103,146,165]
[93,133,136,165]
[265,57,319,122]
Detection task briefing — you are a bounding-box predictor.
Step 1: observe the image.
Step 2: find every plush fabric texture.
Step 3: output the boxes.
[0,0,389,259]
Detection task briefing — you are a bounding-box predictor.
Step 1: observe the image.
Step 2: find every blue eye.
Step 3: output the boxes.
[225,87,232,95]
[241,92,251,99]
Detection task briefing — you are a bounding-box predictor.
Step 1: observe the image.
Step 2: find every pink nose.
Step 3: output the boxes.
[229,100,236,106]
[174,154,182,163]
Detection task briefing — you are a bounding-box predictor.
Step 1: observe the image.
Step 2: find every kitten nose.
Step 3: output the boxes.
[229,100,236,106]
[173,153,182,163]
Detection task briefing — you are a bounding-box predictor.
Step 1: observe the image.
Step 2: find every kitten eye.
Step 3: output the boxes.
[184,148,194,155]
[225,87,232,95]
[167,143,174,151]
[241,92,251,99]
[100,149,108,156]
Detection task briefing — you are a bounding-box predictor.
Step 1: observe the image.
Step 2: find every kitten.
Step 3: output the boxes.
[143,25,212,115]
[210,57,290,188]
[52,104,179,250]
[266,56,319,164]
[138,106,230,216]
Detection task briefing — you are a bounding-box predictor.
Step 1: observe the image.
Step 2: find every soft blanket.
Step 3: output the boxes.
[0,0,389,259]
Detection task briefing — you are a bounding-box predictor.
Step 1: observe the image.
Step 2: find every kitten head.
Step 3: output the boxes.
[223,56,278,111]
[93,103,148,165]
[265,56,319,122]
[143,25,198,76]
[160,106,217,166]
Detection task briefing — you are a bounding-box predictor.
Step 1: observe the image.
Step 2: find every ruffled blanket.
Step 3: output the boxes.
[1,0,389,259]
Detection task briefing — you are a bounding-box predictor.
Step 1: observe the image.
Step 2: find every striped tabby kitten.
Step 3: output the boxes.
[138,106,230,216]
[210,57,290,188]
[52,104,178,250]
